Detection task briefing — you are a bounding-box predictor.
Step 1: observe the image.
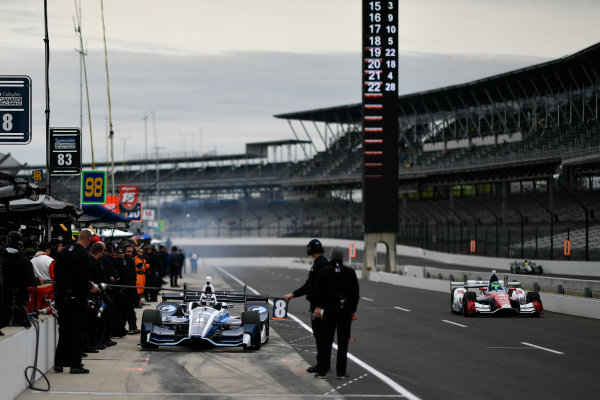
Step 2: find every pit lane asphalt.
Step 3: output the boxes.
[18,261,600,400]
[219,263,600,400]
[17,269,339,400]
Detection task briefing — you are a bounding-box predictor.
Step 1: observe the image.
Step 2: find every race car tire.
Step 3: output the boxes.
[450,293,459,314]
[510,264,516,274]
[526,291,540,302]
[535,266,543,274]
[242,311,261,350]
[515,266,521,274]
[462,292,476,316]
[242,310,260,325]
[261,318,270,344]
[526,291,543,316]
[140,309,161,349]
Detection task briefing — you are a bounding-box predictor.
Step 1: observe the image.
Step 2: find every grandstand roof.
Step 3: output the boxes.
[274,42,600,123]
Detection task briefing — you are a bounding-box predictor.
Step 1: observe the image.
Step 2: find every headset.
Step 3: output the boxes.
[6,231,24,250]
[306,239,324,255]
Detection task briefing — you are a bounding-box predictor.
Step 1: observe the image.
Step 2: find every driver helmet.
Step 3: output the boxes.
[200,286,216,307]
[200,295,215,307]
[490,281,502,291]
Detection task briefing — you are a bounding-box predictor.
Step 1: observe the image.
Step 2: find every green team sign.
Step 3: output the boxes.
[81,170,106,204]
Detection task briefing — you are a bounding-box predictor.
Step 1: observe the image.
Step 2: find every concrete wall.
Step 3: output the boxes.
[175,237,600,278]
[0,316,57,400]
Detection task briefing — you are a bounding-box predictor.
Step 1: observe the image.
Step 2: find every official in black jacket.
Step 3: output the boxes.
[313,247,359,379]
[53,229,99,374]
[284,239,329,373]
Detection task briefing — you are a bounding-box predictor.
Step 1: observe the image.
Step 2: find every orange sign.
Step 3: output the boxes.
[349,242,357,259]
[564,240,571,256]
[104,195,119,214]
[470,240,476,253]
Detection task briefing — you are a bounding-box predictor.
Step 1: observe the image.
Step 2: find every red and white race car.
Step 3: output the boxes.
[450,271,543,317]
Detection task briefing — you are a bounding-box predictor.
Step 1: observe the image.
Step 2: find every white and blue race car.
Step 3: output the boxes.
[140,277,270,350]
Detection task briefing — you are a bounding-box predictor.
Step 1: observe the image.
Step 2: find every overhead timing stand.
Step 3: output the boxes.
[362,0,399,276]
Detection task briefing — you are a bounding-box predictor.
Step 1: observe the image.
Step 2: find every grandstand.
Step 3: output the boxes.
[20,42,600,260]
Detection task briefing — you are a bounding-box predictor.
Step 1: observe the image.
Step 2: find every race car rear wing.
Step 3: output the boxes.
[161,287,270,304]
[450,278,521,289]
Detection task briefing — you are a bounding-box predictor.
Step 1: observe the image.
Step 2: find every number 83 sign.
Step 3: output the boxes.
[49,128,81,175]
[81,170,106,204]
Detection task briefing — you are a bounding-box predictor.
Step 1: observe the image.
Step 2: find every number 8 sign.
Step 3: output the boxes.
[272,298,288,320]
[81,170,106,204]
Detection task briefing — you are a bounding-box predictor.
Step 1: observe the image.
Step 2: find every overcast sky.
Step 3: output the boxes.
[1,0,600,167]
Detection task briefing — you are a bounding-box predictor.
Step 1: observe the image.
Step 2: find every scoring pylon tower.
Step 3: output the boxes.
[362,0,399,276]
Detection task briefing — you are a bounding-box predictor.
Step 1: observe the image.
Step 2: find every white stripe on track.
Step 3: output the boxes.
[362,297,374,301]
[442,320,467,328]
[521,342,564,354]
[394,307,411,312]
[218,266,422,400]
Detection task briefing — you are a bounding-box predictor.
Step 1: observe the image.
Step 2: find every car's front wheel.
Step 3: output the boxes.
[140,309,161,349]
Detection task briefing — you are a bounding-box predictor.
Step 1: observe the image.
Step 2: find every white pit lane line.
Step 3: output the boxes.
[218,266,422,400]
[361,297,374,301]
[521,342,564,355]
[394,306,411,312]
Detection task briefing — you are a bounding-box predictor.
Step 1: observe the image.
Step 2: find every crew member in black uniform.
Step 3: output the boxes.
[109,245,128,338]
[121,244,139,334]
[0,231,42,328]
[313,247,359,379]
[144,246,159,302]
[54,229,100,374]
[283,239,329,373]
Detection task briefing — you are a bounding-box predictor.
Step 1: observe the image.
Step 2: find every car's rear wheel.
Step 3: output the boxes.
[140,309,161,349]
[535,266,543,274]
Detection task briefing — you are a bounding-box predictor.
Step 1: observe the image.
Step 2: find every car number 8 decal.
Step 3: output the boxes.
[272,298,288,319]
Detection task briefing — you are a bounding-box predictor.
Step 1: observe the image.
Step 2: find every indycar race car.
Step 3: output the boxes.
[450,271,543,317]
[140,277,270,350]
[510,259,543,274]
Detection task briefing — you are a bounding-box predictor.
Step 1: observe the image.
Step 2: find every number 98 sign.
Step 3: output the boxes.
[81,170,106,204]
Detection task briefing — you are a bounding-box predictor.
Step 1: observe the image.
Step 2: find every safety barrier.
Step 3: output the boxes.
[0,316,56,400]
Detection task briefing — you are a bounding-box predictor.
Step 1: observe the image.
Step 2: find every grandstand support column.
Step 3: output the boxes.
[363,232,397,278]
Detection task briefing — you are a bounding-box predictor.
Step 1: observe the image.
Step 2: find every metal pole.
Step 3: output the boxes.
[44,0,51,197]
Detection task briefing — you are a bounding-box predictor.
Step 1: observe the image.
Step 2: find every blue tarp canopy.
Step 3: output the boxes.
[80,204,131,228]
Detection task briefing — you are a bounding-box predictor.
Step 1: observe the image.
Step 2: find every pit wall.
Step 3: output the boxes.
[0,316,56,400]
[174,237,600,278]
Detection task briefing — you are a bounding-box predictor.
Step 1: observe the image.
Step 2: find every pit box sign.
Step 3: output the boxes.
[49,128,81,175]
[119,185,139,211]
[126,203,142,222]
[81,170,106,204]
[0,76,31,144]
[32,169,44,182]
[104,195,119,214]
[143,208,155,221]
